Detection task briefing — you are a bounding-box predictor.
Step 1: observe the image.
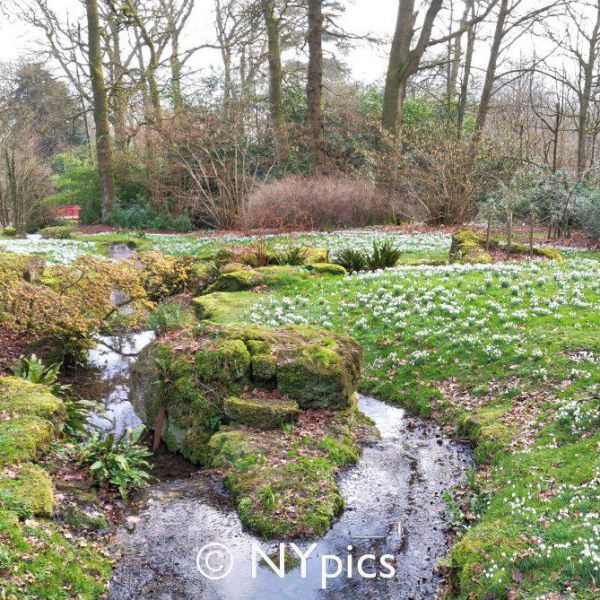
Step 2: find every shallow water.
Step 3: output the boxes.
[107,396,471,600]
[90,242,472,599]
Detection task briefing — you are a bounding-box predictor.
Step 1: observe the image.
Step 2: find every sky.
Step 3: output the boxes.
[0,0,400,83]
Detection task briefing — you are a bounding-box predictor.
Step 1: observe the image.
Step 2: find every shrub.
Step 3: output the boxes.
[77,428,152,499]
[366,240,403,270]
[575,185,600,242]
[335,248,367,272]
[0,255,147,361]
[1,226,18,237]
[241,176,392,230]
[146,300,194,333]
[139,251,215,299]
[39,225,74,239]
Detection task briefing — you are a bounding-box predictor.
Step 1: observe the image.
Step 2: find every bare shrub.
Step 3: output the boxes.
[241,176,392,230]
[397,129,511,226]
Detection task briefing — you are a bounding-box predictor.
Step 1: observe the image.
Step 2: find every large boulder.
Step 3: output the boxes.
[129,322,363,464]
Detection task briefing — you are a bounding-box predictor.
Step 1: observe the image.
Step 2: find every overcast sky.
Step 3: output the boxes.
[0,0,400,84]
[0,0,566,91]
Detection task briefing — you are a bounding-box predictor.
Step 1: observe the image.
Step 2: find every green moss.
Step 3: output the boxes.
[192,291,256,322]
[195,339,251,383]
[0,508,110,598]
[208,430,265,469]
[277,342,359,409]
[220,261,248,273]
[251,353,277,381]
[224,395,300,429]
[0,464,53,517]
[306,263,347,275]
[0,377,66,424]
[0,376,65,468]
[207,266,309,293]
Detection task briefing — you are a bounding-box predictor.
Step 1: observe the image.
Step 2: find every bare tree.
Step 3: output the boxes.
[85,0,115,220]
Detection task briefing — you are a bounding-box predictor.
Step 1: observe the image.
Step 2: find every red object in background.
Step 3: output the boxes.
[53,205,80,221]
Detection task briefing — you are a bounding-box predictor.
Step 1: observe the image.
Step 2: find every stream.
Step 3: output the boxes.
[76,243,473,599]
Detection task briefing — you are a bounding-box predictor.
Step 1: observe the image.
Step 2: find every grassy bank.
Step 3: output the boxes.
[197,256,600,597]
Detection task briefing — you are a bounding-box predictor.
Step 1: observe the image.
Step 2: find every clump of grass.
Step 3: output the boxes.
[366,239,403,270]
[335,248,367,272]
[273,246,307,266]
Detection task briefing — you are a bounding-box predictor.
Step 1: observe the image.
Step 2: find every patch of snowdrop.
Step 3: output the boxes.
[0,237,97,264]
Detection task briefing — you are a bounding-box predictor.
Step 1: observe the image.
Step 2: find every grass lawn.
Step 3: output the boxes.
[198,253,600,598]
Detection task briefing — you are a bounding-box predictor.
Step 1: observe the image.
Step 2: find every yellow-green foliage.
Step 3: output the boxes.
[0,255,147,357]
[0,252,45,283]
[0,377,65,467]
[39,225,74,239]
[0,463,54,517]
[1,226,17,237]
[139,250,215,299]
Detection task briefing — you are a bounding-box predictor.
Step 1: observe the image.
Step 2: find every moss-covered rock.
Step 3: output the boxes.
[449,229,563,264]
[130,322,363,463]
[0,377,65,467]
[0,463,54,517]
[449,230,493,264]
[304,247,329,263]
[223,395,299,429]
[207,408,376,539]
[220,261,248,274]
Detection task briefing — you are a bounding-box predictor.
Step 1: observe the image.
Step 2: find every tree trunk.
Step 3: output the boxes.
[576,1,600,176]
[382,0,443,137]
[85,0,115,221]
[382,0,415,136]
[306,0,325,173]
[472,0,508,143]
[170,31,184,111]
[263,0,289,162]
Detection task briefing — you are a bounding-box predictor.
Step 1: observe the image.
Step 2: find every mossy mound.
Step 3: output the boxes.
[0,252,45,283]
[449,230,493,264]
[1,226,17,237]
[224,394,300,429]
[305,263,347,275]
[0,377,65,467]
[208,409,376,538]
[206,265,309,293]
[39,225,74,239]
[192,291,256,322]
[130,322,362,464]
[449,229,563,263]
[0,463,54,517]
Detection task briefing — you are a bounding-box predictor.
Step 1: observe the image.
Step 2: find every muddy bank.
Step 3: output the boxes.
[108,396,471,599]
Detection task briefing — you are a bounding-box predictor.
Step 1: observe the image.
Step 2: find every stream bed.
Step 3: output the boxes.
[79,243,473,599]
